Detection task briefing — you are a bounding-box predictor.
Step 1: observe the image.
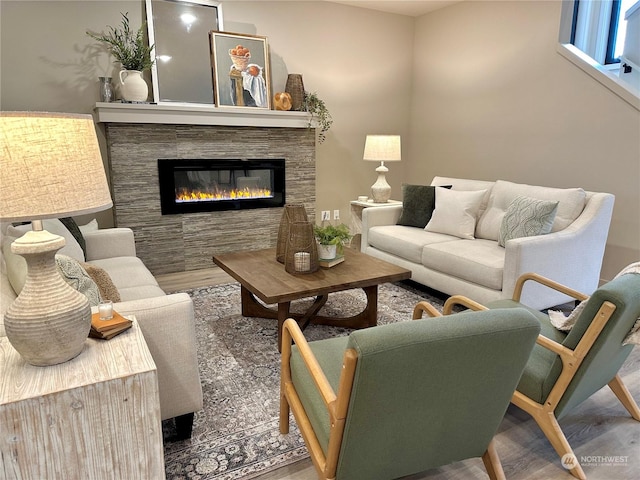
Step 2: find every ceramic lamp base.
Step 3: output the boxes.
[4,230,91,366]
[370,163,391,203]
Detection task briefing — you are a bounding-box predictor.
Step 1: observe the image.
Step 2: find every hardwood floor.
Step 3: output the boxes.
[156,268,640,480]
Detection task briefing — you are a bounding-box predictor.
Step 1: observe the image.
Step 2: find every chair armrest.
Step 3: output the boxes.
[84,228,137,260]
[443,295,489,315]
[512,272,589,303]
[412,301,443,319]
[360,205,403,251]
[100,293,203,420]
[281,318,337,408]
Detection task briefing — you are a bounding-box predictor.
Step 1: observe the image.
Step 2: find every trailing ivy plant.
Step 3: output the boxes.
[303,91,333,144]
[87,12,155,71]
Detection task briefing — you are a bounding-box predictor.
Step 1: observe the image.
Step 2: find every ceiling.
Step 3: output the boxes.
[325,1,461,17]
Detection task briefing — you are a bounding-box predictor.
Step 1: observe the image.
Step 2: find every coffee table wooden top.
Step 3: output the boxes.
[213,248,411,304]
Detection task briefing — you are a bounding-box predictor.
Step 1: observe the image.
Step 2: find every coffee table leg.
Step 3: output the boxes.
[310,285,378,329]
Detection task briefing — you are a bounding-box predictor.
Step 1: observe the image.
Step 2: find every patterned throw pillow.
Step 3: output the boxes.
[55,254,102,306]
[499,196,559,247]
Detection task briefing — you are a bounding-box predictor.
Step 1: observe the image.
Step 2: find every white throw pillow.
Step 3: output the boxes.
[2,235,26,294]
[425,188,487,239]
[7,218,85,262]
[78,219,99,235]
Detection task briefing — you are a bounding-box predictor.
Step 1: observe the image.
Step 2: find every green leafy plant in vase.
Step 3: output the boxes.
[87,12,155,102]
[313,223,351,260]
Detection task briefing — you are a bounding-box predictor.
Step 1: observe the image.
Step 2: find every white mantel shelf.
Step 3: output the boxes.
[94,102,313,128]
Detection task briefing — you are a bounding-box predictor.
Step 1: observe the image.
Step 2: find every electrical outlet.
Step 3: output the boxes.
[321,210,330,221]
[333,209,340,220]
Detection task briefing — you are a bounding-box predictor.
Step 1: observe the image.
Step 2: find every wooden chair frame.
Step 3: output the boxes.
[441,272,640,480]
[280,311,510,480]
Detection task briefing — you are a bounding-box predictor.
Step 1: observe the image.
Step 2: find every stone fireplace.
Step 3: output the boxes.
[96,103,315,275]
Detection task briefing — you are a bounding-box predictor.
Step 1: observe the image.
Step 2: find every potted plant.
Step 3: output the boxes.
[313,223,351,260]
[303,91,333,144]
[87,12,155,102]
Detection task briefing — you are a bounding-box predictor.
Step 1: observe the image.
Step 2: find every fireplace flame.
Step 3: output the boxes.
[176,187,273,203]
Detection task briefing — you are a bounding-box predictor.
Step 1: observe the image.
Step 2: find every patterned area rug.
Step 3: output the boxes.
[163,281,446,480]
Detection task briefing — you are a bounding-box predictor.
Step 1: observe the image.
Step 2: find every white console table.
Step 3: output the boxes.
[0,318,164,479]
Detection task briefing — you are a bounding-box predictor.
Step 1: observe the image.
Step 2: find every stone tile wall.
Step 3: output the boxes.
[103,123,316,275]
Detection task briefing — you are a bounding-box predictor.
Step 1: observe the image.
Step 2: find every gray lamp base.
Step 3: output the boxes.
[4,230,91,366]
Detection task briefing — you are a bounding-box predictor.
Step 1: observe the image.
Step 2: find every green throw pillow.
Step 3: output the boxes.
[59,217,87,259]
[397,184,451,228]
[499,195,559,247]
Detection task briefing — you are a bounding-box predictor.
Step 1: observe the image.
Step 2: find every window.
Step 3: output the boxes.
[571,0,635,65]
[558,0,639,109]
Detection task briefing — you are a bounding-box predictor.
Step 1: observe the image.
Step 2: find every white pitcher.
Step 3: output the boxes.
[119,70,148,102]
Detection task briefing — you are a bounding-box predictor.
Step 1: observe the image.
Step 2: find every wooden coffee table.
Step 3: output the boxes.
[213,248,411,349]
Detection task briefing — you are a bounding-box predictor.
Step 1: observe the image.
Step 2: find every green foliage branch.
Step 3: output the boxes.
[87,12,155,71]
[303,91,333,144]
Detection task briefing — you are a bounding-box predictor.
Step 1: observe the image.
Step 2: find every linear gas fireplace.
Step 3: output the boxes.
[158,159,285,214]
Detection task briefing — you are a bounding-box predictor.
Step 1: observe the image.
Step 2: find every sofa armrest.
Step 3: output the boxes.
[361,205,403,250]
[502,192,615,310]
[84,228,137,260]
[101,293,203,421]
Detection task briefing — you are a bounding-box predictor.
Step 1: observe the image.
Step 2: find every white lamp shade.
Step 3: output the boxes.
[0,112,113,222]
[363,135,401,162]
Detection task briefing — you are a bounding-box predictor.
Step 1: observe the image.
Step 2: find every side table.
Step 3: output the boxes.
[0,317,165,479]
[349,199,402,250]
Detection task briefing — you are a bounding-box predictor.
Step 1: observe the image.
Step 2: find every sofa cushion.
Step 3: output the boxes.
[89,257,165,301]
[425,188,487,240]
[498,196,559,247]
[368,225,454,264]
[422,239,506,290]
[396,184,451,228]
[476,180,586,241]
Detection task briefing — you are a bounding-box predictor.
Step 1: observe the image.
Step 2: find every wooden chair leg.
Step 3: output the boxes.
[608,374,640,421]
[531,409,586,480]
[481,439,506,480]
[279,387,291,434]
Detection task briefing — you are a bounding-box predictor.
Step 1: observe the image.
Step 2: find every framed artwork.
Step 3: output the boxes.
[210,31,271,109]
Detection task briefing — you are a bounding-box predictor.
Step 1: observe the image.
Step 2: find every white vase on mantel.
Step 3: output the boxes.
[119,70,148,102]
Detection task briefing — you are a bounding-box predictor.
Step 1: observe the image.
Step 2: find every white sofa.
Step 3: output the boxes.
[361,177,615,310]
[1,221,203,438]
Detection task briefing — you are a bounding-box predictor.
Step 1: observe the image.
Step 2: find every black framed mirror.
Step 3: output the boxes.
[145,0,223,104]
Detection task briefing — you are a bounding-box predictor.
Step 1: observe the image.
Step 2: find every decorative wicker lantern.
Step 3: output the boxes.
[284,221,319,274]
[276,204,308,263]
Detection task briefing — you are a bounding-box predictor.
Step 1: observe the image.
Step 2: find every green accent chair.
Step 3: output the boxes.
[279,305,541,480]
[444,272,640,480]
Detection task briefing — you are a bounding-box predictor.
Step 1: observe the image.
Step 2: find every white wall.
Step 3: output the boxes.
[410,0,640,280]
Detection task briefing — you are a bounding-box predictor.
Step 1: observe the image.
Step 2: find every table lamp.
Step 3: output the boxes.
[363,135,401,203]
[0,112,113,366]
